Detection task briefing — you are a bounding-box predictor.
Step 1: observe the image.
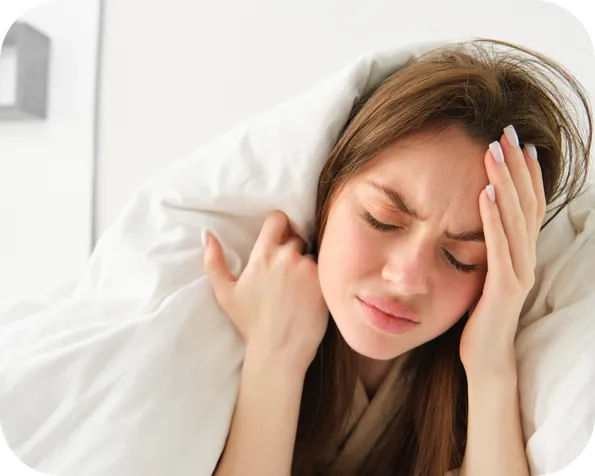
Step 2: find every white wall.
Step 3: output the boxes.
[0,0,101,308]
[96,0,595,240]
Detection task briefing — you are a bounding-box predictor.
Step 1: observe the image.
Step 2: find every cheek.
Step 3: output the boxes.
[318,206,378,284]
[431,272,485,328]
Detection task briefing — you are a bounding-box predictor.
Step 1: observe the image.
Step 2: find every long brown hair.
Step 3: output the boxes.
[291,38,592,475]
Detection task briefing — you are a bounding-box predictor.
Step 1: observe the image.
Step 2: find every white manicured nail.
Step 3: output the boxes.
[486,184,496,203]
[525,143,538,160]
[489,141,505,164]
[201,229,209,247]
[504,125,520,148]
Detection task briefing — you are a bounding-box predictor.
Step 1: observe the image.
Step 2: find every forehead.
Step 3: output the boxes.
[350,127,489,231]
[358,127,488,197]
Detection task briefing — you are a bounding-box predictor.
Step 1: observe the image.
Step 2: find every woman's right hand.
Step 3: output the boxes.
[202,210,329,376]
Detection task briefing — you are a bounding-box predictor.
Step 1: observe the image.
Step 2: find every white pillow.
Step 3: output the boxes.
[516,186,595,474]
[1,37,594,476]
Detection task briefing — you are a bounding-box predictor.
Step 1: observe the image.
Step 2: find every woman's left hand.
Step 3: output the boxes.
[460,126,547,378]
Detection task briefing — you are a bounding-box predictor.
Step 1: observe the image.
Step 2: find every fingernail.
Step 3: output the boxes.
[489,141,505,164]
[201,229,210,247]
[486,184,496,203]
[504,125,520,149]
[525,143,538,160]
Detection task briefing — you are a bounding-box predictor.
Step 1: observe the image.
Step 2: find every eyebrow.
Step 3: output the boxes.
[365,180,485,243]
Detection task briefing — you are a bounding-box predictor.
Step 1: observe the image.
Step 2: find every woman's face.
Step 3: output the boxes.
[317,125,490,361]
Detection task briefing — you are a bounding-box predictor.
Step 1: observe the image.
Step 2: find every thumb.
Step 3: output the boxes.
[202,229,236,306]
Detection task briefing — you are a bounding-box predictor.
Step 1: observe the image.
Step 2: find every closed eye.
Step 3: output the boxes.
[360,210,479,274]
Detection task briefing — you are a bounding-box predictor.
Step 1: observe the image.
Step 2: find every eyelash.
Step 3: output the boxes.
[361,210,479,274]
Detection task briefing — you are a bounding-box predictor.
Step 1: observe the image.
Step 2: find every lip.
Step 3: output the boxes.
[356,298,420,335]
[357,295,421,323]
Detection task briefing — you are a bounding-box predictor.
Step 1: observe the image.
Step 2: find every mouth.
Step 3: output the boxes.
[356,297,420,335]
[357,295,421,323]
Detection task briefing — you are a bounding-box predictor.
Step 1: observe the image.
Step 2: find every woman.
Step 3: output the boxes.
[203,38,592,476]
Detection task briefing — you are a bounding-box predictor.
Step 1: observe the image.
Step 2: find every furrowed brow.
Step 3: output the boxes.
[365,179,485,243]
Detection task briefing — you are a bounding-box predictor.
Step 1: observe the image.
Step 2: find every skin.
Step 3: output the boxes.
[316,125,492,393]
[205,123,540,475]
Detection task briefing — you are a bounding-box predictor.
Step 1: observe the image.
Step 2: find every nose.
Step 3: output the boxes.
[381,242,431,295]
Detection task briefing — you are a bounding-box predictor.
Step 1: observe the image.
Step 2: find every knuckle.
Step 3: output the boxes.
[498,273,521,296]
[203,253,217,271]
[515,281,529,297]
[279,247,301,266]
[502,284,522,299]
[253,247,272,265]
[249,242,272,265]
[268,209,288,225]
[514,214,527,232]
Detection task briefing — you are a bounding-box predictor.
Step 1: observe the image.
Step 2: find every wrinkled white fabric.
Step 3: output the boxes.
[1,38,593,476]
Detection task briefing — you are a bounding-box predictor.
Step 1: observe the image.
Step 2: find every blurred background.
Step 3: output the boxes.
[1,0,594,309]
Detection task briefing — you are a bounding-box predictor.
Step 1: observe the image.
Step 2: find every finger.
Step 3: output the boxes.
[283,234,307,255]
[486,139,532,280]
[481,185,513,281]
[501,126,538,243]
[202,230,236,307]
[252,210,290,258]
[522,143,546,240]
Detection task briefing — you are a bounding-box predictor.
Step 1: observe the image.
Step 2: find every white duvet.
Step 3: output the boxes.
[1,38,594,476]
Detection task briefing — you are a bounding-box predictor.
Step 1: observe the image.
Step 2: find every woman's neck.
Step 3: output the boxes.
[353,353,396,400]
